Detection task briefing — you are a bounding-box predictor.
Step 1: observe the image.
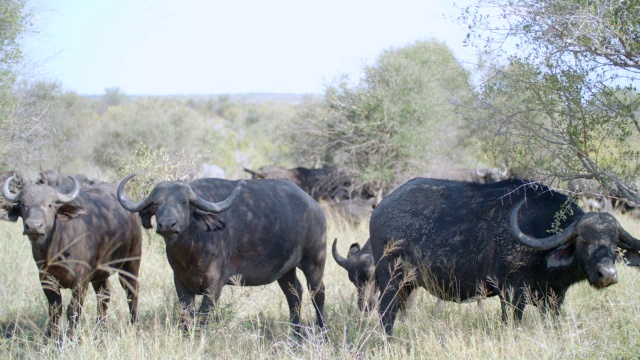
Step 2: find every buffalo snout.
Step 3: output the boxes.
[23,219,44,235]
[156,217,180,234]
[594,261,618,287]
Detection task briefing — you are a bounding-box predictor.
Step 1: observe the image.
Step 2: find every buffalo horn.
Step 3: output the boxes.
[332,238,354,270]
[243,167,258,177]
[510,199,578,250]
[189,180,246,213]
[117,174,154,213]
[500,164,508,178]
[56,176,81,203]
[476,164,487,177]
[620,228,640,250]
[2,175,19,203]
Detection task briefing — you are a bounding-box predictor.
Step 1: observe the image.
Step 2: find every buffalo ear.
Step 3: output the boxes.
[193,210,225,232]
[617,244,640,267]
[348,243,361,258]
[546,243,576,270]
[139,209,154,229]
[56,204,87,222]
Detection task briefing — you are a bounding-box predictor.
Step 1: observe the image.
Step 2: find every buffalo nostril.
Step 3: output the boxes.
[597,266,618,283]
[157,219,179,233]
[25,221,43,230]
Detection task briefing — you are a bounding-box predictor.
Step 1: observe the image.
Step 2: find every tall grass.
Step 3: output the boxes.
[1,213,640,359]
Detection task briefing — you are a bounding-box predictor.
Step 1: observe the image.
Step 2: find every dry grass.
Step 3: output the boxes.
[0,214,640,359]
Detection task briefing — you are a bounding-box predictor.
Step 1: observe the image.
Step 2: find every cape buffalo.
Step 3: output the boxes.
[36,170,98,187]
[433,164,509,184]
[117,176,327,335]
[0,172,27,221]
[244,165,334,200]
[370,178,640,335]
[244,165,372,202]
[2,176,142,337]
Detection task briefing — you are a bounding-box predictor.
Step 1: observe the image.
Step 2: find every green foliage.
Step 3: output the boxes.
[92,93,215,172]
[0,84,298,181]
[114,143,199,201]
[458,0,640,203]
[289,40,472,195]
[548,198,575,235]
[0,0,27,124]
[100,87,127,111]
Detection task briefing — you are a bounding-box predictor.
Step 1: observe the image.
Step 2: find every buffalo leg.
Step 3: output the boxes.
[119,259,140,323]
[67,282,89,336]
[376,256,412,336]
[300,257,326,329]
[277,268,304,336]
[499,289,526,323]
[42,282,63,338]
[499,297,509,323]
[174,276,196,332]
[91,280,111,324]
[198,283,224,327]
[512,289,526,323]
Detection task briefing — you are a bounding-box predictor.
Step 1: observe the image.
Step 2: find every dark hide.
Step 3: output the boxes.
[370,178,640,335]
[244,165,333,200]
[118,178,327,335]
[244,165,368,201]
[4,182,142,338]
[37,170,98,188]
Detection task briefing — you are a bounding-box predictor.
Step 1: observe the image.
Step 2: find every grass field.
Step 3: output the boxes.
[1,212,640,359]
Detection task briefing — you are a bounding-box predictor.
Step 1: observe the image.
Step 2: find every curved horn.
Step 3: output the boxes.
[476,164,487,177]
[620,228,640,251]
[500,163,508,178]
[510,199,579,250]
[332,238,354,270]
[56,176,81,203]
[243,167,258,177]
[2,175,19,203]
[117,174,154,213]
[189,180,245,213]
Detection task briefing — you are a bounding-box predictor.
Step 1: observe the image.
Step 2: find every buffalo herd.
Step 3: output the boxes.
[1,165,640,339]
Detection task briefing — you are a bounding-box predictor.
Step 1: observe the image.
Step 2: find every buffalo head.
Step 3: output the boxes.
[476,164,509,183]
[117,175,245,241]
[510,199,640,288]
[3,175,83,243]
[332,238,377,311]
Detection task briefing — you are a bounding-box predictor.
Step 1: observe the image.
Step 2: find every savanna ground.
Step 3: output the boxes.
[1,211,640,359]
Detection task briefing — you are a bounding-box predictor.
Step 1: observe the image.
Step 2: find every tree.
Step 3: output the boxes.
[289,40,472,198]
[458,0,640,205]
[0,0,28,123]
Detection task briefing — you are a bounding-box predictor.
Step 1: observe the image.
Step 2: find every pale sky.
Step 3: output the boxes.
[23,0,478,95]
